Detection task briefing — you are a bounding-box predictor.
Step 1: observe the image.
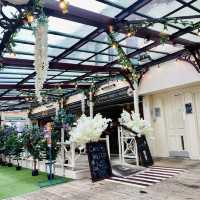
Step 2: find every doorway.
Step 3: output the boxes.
[164,93,189,157]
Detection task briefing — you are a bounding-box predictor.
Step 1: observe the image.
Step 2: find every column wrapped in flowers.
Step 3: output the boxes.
[69,114,111,145]
[34,15,49,102]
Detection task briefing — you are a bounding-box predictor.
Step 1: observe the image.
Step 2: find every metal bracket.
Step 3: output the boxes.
[180,48,200,73]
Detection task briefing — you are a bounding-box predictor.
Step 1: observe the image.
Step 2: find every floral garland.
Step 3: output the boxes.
[34,15,49,102]
[108,31,139,89]
[69,114,111,145]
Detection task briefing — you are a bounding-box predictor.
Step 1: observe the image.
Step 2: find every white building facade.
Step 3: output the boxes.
[140,60,200,160]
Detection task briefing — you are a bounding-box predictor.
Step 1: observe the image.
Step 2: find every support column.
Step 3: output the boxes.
[133,81,139,114]
[81,92,86,115]
[60,99,65,177]
[89,91,94,118]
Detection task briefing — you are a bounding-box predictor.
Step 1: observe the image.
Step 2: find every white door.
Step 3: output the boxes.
[164,93,187,155]
[194,92,200,141]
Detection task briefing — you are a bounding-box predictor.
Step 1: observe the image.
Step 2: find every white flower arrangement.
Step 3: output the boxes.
[119,110,153,135]
[34,17,49,102]
[69,114,111,145]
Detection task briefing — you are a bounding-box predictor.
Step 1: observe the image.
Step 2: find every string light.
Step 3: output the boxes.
[26,13,34,24]
[9,52,16,58]
[127,30,135,38]
[127,31,132,37]
[59,0,69,14]
[112,42,117,49]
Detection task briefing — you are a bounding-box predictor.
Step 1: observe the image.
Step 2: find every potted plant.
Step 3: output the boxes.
[22,125,44,176]
[4,134,15,167]
[12,134,24,170]
[0,126,5,165]
[0,126,15,166]
[4,126,17,167]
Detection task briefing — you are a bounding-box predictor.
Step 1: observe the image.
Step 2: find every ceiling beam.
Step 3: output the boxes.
[0,58,121,72]
[0,83,91,90]
[43,1,113,28]
[0,97,28,100]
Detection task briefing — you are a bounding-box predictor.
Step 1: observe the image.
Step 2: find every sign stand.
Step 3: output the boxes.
[86,140,112,182]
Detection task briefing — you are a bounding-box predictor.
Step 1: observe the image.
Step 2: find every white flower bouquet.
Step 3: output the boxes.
[69,114,111,145]
[119,110,153,135]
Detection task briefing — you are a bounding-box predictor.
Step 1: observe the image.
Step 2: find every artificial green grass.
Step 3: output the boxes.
[0,165,71,200]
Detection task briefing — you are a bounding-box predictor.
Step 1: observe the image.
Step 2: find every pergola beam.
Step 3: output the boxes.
[0,58,121,72]
[0,83,91,90]
[43,1,113,29]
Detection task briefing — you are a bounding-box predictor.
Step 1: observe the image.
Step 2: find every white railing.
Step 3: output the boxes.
[118,125,139,166]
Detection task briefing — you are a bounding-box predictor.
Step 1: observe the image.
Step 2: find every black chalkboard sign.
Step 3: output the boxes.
[86,141,112,182]
[136,135,154,167]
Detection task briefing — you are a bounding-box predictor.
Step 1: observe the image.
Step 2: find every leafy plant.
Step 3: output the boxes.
[1,126,17,166]
[12,134,24,169]
[22,125,45,175]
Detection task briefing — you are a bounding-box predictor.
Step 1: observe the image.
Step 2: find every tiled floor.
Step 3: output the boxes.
[8,159,200,200]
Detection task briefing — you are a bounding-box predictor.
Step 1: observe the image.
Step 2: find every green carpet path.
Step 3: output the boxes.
[0,166,71,200]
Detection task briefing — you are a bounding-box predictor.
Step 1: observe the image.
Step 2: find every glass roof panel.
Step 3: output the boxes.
[62,72,85,76]
[69,0,121,17]
[169,7,200,17]
[81,61,97,65]
[192,1,200,8]
[48,34,79,48]
[126,13,146,21]
[95,32,125,42]
[137,0,182,18]
[12,43,34,53]
[124,36,153,49]
[48,17,96,37]
[79,42,108,52]
[48,48,65,56]
[15,29,34,42]
[65,51,94,60]
[0,68,34,74]
[108,0,138,8]
[147,52,166,60]
[151,44,183,54]
[60,59,81,64]
[180,33,200,43]
[149,23,178,35]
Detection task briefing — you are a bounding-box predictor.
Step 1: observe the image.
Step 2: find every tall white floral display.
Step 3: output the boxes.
[69,114,111,146]
[34,16,49,102]
[118,110,153,166]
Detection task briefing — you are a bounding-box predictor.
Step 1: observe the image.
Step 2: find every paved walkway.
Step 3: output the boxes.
[8,159,200,200]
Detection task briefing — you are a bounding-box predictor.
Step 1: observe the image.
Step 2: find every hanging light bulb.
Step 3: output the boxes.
[59,0,69,14]
[112,42,117,49]
[127,31,132,37]
[9,52,16,58]
[26,12,34,24]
